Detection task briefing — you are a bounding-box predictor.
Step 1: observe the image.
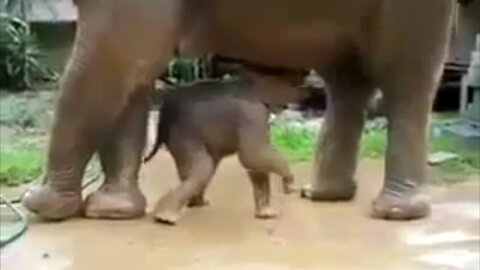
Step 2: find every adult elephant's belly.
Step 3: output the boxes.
[180,0,376,69]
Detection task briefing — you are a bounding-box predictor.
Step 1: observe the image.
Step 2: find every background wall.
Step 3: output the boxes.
[449,1,480,63]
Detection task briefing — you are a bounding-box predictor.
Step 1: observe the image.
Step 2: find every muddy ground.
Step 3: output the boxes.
[1,153,479,270]
[0,90,479,269]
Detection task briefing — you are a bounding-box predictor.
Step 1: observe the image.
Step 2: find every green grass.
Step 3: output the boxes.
[0,91,53,186]
[0,144,43,186]
[360,130,387,158]
[430,134,480,178]
[270,123,316,162]
[0,91,54,131]
[270,122,391,162]
[270,119,480,183]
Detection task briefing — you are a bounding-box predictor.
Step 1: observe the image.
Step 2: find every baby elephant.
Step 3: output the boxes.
[145,74,298,225]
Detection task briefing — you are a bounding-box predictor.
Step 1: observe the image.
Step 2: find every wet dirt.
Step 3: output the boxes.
[1,154,479,270]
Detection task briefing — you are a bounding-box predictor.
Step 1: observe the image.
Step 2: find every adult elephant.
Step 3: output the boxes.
[22,0,455,221]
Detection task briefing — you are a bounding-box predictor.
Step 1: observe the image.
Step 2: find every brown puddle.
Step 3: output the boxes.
[1,154,479,270]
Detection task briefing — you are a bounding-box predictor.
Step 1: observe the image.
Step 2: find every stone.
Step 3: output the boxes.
[428,151,459,165]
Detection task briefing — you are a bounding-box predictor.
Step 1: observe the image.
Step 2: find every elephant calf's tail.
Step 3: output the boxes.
[143,94,177,163]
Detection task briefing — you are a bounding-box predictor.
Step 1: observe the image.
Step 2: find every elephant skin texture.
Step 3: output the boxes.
[144,74,298,224]
[23,0,455,221]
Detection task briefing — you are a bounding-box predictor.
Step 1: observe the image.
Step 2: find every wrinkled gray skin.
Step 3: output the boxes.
[144,74,299,224]
[23,0,455,221]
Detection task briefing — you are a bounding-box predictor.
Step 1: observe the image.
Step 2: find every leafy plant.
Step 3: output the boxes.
[0,12,56,91]
[0,0,27,16]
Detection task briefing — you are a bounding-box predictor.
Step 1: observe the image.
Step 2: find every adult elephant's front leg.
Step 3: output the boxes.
[21,0,180,220]
[84,87,150,219]
[23,75,169,221]
[21,60,136,220]
[302,81,374,201]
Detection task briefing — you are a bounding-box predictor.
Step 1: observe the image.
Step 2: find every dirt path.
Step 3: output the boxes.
[1,153,479,270]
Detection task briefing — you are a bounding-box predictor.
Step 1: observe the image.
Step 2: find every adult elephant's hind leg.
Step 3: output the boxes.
[302,81,374,201]
[371,70,439,220]
[371,0,452,220]
[84,87,150,219]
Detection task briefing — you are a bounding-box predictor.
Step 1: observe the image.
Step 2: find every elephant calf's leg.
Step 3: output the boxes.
[84,88,150,219]
[239,143,294,218]
[187,194,210,208]
[247,171,278,219]
[239,144,295,194]
[176,161,211,208]
[154,147,216,224]
[170,136,214,208]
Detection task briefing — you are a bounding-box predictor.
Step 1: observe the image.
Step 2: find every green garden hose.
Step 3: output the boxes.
[0,194,28,248]
[0,173,100,248]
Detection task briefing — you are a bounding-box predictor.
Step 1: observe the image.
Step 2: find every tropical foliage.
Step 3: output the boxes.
[0,0,56,91]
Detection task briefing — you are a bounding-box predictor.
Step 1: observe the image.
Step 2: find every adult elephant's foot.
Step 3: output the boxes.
[371,191,430,220]
[22,184,82,220]
[300,179,357,201]
[84,183,146,219]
